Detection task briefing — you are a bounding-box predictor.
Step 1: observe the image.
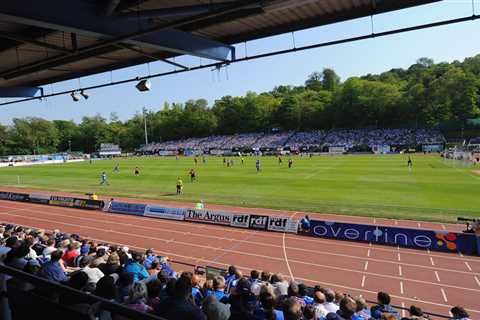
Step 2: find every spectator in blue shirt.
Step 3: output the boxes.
[254,291,284,320]
[37,250,68,283]
[143,248,156,269]
[206,275,229,303]
[300,215,311,232]
[298,283,314,305]
[124,252,149,283]
[370,292,399,319]
[191,274,204,307]
[225,265,237,293]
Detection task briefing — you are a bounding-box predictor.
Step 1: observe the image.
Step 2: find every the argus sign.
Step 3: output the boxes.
[310,220,478,254]
[185,209,232,225]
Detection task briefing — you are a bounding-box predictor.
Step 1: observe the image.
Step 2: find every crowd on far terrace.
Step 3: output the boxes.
[139,129,445,153]
[0,223,472,320]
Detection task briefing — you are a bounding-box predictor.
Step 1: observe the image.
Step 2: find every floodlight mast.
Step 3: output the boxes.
[143,107,149,146]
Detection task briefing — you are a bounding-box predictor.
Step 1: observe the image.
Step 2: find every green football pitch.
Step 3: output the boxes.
[0,154,478,222]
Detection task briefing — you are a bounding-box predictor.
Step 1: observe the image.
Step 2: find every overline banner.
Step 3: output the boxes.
[109,201,146,216]
[309,220,478,255]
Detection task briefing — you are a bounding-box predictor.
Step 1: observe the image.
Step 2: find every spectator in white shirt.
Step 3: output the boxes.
[79,256,104,287]
[323,288,340,314]
[42,238,57,258]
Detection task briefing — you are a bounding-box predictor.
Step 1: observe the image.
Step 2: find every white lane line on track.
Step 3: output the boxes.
[398,253,401,261]
[475,276,480,288]
[430,257,435,266]
[465,262,472,271]
[398,265,403,276]
[417,222,421,228]
[364,261,369,271]
[394,220,398,225]
[3,211,480,294]
[0,201,474,263]
[4,219,480,316]
[400,281,404,294]
[440,288,448,302]
[361,275,366,287]
[459,251,464,257]
[283,212,297,281]
[441,224,446,230]
[367,249,371,257]
[434,271,441,282]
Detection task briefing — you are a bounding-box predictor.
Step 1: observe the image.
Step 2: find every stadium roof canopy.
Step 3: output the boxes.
[0,0,440,97]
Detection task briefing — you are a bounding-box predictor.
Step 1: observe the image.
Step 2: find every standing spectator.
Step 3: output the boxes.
[124,252,149,283]
[298,283,314,305]
[203,296,231,320]
[250,270,262,296]
[287,282,306,307]
[191,274,204,307]
[155,276,206,320]
[313,290,329,319]
[271,273,288,297]
[254,291,284,320]
[229,278,256,320]
[323,289,340,314]
[206,275,228,303]
[37,250,68,283]
[354,297,371,320]
[450,307,470,320]
[225,265,237,292]
[283,297,303,320]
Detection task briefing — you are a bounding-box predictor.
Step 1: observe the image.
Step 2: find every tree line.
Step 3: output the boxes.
[1,55,479,155]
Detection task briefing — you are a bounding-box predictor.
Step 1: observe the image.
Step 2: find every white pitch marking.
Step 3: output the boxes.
[434,271,441,282]
[361,275,366,287]
[400,281,404,294]
[364,261,369,271]
[465,261,473,271]
[474,276,480,288]
[440,288,448,302]
[430,257,435,266]
[398,265,403,276]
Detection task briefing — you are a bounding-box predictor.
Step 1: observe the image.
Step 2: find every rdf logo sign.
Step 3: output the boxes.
[249,214,268,230]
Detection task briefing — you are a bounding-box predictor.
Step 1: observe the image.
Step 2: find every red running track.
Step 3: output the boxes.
[0,200,479,319]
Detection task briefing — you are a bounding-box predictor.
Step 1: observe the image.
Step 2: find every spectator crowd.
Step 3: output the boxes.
[138,129,445,153]
[0,223,470,320]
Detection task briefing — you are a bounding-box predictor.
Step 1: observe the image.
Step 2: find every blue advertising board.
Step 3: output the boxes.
[109,201,146,216]
[309,220,478,255]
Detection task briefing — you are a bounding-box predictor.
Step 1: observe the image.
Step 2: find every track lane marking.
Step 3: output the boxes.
[398,265,403,276]
[440,288,448,302]
[364,261,368,271]
[434,271,440,282]
[4,204,478,276]
[283,212,298,281]
[0,201,474,263]
[361,275,366,287]
[400,281,404,294]
[430,257,435,266]
[4,219,480,316]
[465,262,472,271]
[3,212,480,294]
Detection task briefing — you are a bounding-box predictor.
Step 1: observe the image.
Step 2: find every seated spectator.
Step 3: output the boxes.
[254,291,284,320]
[125,282,153,313]
[79,255,104,287]
[94,275,117,301]
[283,297,303,320]
[155,276,206,320]
[147,260,161,276]
[62,242,80,267]
[124,251,149,283]
[371,292,399,319]
[333,297,357,320]
[450,306,470,320]
[203,295,231,320]
[0,236,19,261]
[37,249,68,283]
[103,249,121,275]
[353,297,371,320]
[206,275,229,303]
[143,248,156,269]
[42,238,56,258]
[117,272,135,303]
[159,256,176,277]
[24,235,38,259]
[61,271,90,305]
[323,288,340,314]
[91,247,108,268]
[401,305,428,320]
[3,242,30,270]
[146,279,162,310]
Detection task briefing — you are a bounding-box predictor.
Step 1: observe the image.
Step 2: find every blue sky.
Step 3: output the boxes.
[1,0,480,124]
